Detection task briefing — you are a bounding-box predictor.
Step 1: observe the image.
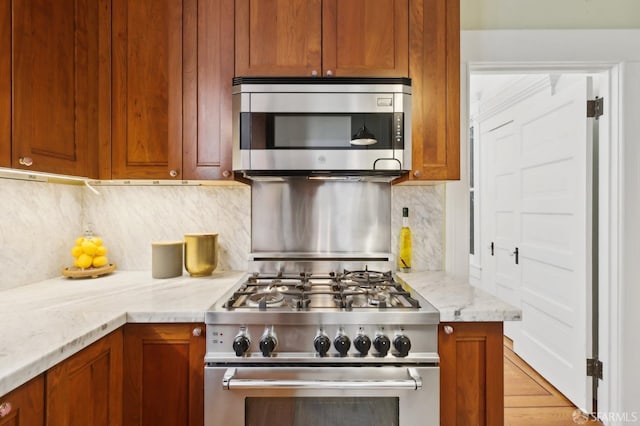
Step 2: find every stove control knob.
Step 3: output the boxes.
[393,334,412,358]
[354,335,371,356]
[259,334,278,357]
[373,334,391,357]
[232,335,251,357]
[333,334,351,357]
[260,332,278,357]
[314,334,331,357]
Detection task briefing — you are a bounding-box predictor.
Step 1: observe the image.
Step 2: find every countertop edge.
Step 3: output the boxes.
[0,313,127,397]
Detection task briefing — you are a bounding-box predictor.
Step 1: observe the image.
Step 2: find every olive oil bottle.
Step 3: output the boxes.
[398,207,412,272]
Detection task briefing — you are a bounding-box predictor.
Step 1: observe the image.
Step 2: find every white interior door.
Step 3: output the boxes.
[517,76,593,412]
[479,75,594,411]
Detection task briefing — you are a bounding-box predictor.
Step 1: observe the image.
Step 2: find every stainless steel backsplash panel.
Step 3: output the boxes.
[251,180,391,254]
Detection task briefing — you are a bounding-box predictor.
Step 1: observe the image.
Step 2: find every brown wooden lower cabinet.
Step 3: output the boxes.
[0,375,44,426]
[45,329,123,426]
[123,323,206,426]
[439,322,504,426]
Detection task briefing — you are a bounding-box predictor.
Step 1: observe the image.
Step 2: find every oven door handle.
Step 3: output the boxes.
[222,367,422,390]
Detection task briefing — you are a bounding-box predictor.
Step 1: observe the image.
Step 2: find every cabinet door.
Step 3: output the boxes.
[0,375,44,426]
[11,0,101,177]
[123,323,206,426]
[182,0,234,180]
[235,0,322,77]
[408,0,460,180]
[0,0,9,168]
[322,0,409,77]
[111,0,184,179]
[439,322,504,426]
[46,330,123,426]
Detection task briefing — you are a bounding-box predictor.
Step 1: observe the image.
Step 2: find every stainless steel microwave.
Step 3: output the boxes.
[232,77,411,179]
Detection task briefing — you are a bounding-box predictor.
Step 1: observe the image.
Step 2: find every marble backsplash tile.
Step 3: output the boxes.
[391,185,445,271]
[0,178,443,290]
[82,184,251,272]
[0,179,83,290]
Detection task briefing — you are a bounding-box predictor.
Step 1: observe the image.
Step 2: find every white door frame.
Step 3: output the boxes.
[451,29,640,420]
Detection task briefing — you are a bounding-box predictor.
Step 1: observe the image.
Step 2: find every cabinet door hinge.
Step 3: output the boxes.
[587,358,603,379]
[587,97,604,119]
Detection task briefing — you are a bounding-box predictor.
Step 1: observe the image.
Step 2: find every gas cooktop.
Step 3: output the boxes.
[222,269,421,312]
[207,268,440,326]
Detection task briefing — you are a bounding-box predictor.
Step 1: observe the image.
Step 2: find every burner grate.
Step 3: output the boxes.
[224,269,421,311]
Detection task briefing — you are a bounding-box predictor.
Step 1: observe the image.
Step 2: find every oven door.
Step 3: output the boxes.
[205,365,438,426]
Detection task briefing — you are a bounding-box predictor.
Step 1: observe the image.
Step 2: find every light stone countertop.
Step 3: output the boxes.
[398,270,522,322]
[0,269,520,397]
[0,270,244,397]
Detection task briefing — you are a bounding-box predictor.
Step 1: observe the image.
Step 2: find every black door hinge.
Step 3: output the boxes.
[587,358,603,380]
[490,242,494,256]
[587,97,604,120]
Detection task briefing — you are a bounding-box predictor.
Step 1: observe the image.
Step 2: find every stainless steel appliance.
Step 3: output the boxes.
[204,166,439,425]
[232,77,411,178]
[204,267,440,426]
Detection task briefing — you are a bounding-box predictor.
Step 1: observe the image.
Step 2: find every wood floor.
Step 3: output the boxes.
[504,338,602,425]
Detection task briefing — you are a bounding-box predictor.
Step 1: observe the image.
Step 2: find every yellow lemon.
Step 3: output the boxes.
[81,240,97,256]
[75,237,85,246]
[96,246,108,256]
[73,257,82,268]
[77,253,93,269]
[71,246,83,258]
[91,237,103,246]
[92,256,108,268]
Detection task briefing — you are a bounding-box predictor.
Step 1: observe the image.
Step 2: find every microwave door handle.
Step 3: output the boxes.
[222,367,422,391]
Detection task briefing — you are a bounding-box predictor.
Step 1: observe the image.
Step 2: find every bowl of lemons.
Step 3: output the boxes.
[62,234,115,278]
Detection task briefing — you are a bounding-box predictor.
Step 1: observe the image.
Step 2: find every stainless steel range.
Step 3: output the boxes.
[204,263,440,426]
[205,129,439,425]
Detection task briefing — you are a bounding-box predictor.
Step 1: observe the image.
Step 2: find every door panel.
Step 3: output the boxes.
[0,0,9,168]
[479,76,593,412]
[235,0,322,76]
[182,0,234,179]
[485,122,521,317]
[322,0,408,77]
[12,0,99,177]
[112,0,183,178]
[517,77,592,412]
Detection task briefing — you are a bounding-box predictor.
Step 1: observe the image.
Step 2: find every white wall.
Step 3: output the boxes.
[461,0,640,30]
[456,29,640,423]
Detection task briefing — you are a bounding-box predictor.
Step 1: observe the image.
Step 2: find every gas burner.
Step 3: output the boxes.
[367,291,390,307]
[246,292,285,308]
[289,296,311,310]
[343,268,392,285]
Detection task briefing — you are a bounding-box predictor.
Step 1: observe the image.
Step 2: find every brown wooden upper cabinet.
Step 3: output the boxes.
[235,0,409,77]
[2,0,103,177]
[0,0,10,169]
[408,0,460,181]
[109,0,234,180]
[236,0,460,180]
